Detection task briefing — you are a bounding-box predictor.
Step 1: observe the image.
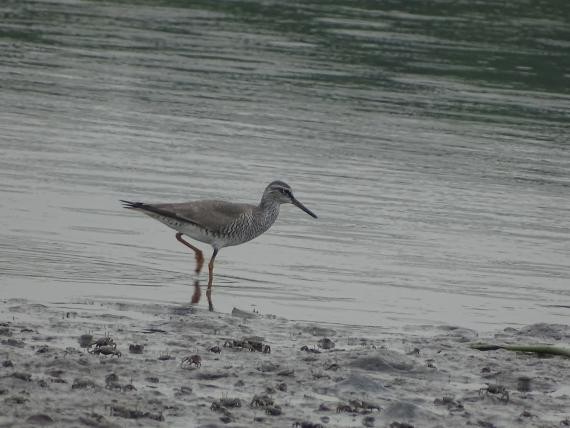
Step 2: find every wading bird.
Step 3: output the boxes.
[121,180,317,310]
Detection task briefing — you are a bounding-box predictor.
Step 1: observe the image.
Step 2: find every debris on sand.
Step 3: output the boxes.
[0,299,568,428]
[109,405,164,421]
[128,344,144,354]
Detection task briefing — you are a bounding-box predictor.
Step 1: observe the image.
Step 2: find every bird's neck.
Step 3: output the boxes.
[257,197,280,224]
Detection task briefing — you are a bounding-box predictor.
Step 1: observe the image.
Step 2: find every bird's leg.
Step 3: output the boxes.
[207,249,218,289]
[175,233,204,304]
[206,249,219,312]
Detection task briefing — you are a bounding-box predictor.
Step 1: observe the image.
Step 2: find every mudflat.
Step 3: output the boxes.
[0,299,568,427]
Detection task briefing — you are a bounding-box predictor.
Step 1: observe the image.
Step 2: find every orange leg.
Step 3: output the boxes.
[206,249,218,312]
[175,233,204,304]
[207,249,218,289]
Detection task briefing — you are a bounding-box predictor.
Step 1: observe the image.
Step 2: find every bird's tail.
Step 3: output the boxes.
[120,200,145,209]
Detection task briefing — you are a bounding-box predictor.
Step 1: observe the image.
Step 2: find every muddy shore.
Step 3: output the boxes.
[0,298,569,427]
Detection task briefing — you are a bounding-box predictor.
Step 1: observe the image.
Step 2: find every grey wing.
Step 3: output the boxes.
[154,200,253,233]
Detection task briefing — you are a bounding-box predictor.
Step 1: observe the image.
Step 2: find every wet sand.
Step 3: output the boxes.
[0,298,569,427]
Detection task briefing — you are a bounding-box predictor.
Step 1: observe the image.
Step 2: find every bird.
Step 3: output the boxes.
[121,180,317,310]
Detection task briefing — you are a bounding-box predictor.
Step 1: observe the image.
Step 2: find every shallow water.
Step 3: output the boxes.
[1,0,569,329]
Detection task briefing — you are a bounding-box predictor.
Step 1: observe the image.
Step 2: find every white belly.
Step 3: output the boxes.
[146,213,226,248]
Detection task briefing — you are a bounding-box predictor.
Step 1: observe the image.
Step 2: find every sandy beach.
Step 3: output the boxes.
[0,298,569,427]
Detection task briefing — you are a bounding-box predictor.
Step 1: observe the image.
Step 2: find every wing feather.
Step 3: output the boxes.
[153,200,254,233]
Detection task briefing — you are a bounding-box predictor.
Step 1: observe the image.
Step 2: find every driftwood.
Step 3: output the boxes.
[470,343,570,358]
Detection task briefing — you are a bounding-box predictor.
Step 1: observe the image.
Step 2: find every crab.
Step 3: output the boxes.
[336,404,354,413]
[336,400,379,414]
[224,339,245,349]
[181,355,202,368]
[300,345,321,354]
[208,345,222,354]
[250,394,274,408]
[247,340,271,353]
[89,345,121,357]
[220,398,242,408]
[349,399,380,412]
[434,396,464,411]
[479,383,509,402]
[211,397,241,412]
[94,336,116,349]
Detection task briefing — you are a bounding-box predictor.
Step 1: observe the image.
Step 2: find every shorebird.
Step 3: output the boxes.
[121,180,317,309]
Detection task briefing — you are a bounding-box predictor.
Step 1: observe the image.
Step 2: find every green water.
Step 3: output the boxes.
[1,0,568,327]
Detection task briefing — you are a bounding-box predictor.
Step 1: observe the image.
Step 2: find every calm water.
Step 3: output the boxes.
[1,0,569,329]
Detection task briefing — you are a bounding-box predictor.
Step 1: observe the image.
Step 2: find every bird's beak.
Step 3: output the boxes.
[291,196,318,219]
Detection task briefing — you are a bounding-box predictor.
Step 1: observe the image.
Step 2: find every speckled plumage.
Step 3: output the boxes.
[121,180,317,308]
[136,198,281,249]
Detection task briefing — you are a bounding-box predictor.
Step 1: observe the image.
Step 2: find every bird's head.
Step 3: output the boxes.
[263,180,318,219]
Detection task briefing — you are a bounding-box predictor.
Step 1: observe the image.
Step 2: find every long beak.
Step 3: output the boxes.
[291,196,318,219]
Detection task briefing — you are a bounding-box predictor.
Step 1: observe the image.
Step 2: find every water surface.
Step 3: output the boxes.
[1,0,569,329]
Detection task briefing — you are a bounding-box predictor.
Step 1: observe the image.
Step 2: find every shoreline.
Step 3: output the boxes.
[1,298,569,427]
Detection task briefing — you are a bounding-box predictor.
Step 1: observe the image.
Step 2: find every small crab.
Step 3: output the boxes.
[336,400,379,414]
[434,396,464,411]
[247,339,271,353]
[246,340,263,352]
[224,339,243,349]
[211,397,241,412]
[479,383,509,402]
[89,345,121,357]
[94,336,116,349]
[208,345,222,354]
[250,394,274,408]
[349,399,380,412]
[220,398,242,408]
[336,403,355,413]
[105,373,119,385]
[181,355,202,368]
[300,345,321,354]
